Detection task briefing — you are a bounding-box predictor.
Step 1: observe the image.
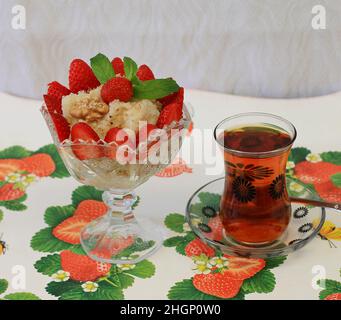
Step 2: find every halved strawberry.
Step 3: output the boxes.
[0,183,25,201]
[0,159,27,180]
[60,250,110,282]
[73,200,108,221]
[156,102,183,128]
[104,127,135,161]
[101,77,133,103]
[50,112,70,142]
[222,255,266,280]
[23,154,55,177]
[71,122,104,160]
[184,238,215,257]
[44,94,62,114]
[47,81,71,100]
[52,216,89,244]
[136,64,155,81]
[69,59,100,93]
[193,273,243,299]
[111,57,125,75]
[158,87,184,106]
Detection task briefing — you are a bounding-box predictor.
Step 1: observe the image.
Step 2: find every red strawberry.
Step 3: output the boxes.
[314,180,341,203]
[294,161,341,184]
[43,94,62,114]
[158,87,184,106]
[205,216,223,241]
[101,77,133,103]
[47,81,71,100]
[222,255,265,280]
[184,238,215,257]
[71,122,104,160]
[23,154,55,177]
[324,293,341,300]
[73,200,108,221]
[104,127,135,160]
[0,159,26,180]
[0,183,25,201]
[111,57,125,75]
[193,273,243,299]
[156,102,183,128]
[50,112,70,142]
[69,59,100,93]
[136,64,155,81]
[60,250,110,282]
[52,216,89,244]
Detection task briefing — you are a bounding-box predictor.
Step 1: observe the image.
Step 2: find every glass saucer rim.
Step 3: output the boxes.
[185,177,326,256]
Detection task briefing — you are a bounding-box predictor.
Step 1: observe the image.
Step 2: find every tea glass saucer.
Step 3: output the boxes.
[186,177,326,258]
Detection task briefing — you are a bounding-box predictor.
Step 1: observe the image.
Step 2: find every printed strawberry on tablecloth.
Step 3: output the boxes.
[0,144,69,212]
[31,186,155,300]
[286,148,341,202]
[318,267,341,300]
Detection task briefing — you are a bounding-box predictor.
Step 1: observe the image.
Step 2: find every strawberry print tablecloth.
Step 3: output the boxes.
[0,90,341,300]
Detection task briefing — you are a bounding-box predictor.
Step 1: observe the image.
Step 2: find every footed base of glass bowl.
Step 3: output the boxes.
[80,215,162,264]
[80,191,162,264]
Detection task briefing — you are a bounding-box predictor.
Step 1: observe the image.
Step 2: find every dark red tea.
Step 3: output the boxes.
[220,126,292,245]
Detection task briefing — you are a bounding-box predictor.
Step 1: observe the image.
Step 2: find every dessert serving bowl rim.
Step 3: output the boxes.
[41,102,192,150]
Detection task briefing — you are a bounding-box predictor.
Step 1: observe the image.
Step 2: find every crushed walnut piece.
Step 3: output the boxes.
[69,97,109,122]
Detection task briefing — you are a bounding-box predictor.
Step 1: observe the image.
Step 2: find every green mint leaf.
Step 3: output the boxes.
[90,53,115,84]
[331,172,341,187]
[133,78,179,100]
[123,57,138,81]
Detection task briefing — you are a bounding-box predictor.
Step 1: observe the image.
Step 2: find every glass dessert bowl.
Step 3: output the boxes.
[42,104,191,263]
[41,53,191,264]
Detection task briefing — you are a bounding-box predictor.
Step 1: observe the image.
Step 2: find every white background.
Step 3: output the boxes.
[0,0,341,99]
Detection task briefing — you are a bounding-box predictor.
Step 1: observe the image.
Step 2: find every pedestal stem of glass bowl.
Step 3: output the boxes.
[102,191,137,223]
[80,189,162,264]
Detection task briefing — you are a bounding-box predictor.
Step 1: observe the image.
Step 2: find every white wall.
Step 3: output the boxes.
[0,0,341,99]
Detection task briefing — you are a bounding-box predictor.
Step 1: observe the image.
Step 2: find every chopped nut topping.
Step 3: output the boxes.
[69,97,109,122]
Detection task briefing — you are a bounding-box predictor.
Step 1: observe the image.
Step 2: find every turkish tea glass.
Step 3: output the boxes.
[214,112,297,246]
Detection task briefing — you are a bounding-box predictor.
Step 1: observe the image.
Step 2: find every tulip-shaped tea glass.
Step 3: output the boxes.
[214,113,297,246]
[42,105,191,264]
